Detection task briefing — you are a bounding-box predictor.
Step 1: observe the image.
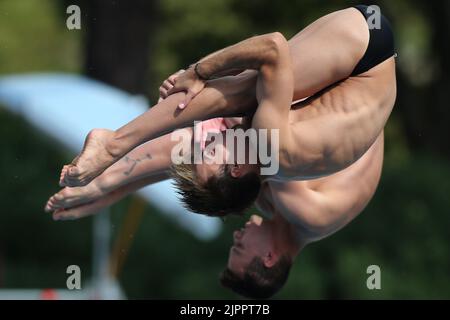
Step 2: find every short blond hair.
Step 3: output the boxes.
[170,163,261,217]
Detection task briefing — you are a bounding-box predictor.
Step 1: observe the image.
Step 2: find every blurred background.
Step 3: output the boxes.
[0,0,449,299]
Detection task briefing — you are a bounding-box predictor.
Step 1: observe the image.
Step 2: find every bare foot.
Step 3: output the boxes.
[45,182,104,213]
[59,165,69,186]
[51,192,118,221]
[60,129,119,187]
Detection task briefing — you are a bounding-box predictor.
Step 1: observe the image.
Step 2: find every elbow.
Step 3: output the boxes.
[267,32,287,47]
[264,32,289,63]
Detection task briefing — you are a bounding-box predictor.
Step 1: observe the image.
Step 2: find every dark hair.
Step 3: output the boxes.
[171,163,261,217]
[220,255,292,299]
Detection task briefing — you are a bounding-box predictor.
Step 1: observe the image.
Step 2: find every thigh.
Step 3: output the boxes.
[288,7,370,99]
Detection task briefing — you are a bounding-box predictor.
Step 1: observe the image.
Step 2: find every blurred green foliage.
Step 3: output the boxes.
[0,0,81,74]
[0,0,449,299]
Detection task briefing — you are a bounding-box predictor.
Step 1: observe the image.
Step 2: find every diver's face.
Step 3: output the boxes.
[195,131,255,183]
[227,215,273,276]
[195,131,230,182]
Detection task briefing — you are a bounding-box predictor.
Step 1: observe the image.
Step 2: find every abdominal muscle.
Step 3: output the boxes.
[282,57,396,179]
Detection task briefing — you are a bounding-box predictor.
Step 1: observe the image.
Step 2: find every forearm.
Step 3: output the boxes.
[195,33,282,80]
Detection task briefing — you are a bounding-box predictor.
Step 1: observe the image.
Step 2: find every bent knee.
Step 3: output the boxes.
[332,8,371,66]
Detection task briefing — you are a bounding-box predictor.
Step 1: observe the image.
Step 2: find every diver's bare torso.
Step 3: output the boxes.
[255,133,384,243]
[228,8,396,180]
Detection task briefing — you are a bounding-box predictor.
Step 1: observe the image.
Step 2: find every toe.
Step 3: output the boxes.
[51,202,61,209]
[59,166,68,181]
[68,166,80,177]
[46,199,56,212]
[54,193,64,201]
[60,174,68,187]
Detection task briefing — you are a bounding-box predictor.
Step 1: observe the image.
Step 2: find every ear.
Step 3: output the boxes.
[230,164,242,178]
[263,251,278,268]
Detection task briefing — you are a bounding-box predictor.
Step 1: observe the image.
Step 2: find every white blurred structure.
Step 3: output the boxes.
[0,73,222,299]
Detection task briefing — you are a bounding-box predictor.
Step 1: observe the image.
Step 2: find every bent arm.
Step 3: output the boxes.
[251,32,294,154]
[195,33,287,78]
[107,33,292,160]
[109,74,257,158]
[196,32,294,134]
[199,32,295,165]
[196,32,295,154]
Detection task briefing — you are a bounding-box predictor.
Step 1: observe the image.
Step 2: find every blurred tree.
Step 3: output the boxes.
[79,0,159,95]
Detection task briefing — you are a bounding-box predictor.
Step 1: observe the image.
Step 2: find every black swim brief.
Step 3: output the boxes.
[351,5,396,76]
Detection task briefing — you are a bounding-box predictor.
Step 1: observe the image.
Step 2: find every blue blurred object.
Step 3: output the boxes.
[0,73,221,240]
